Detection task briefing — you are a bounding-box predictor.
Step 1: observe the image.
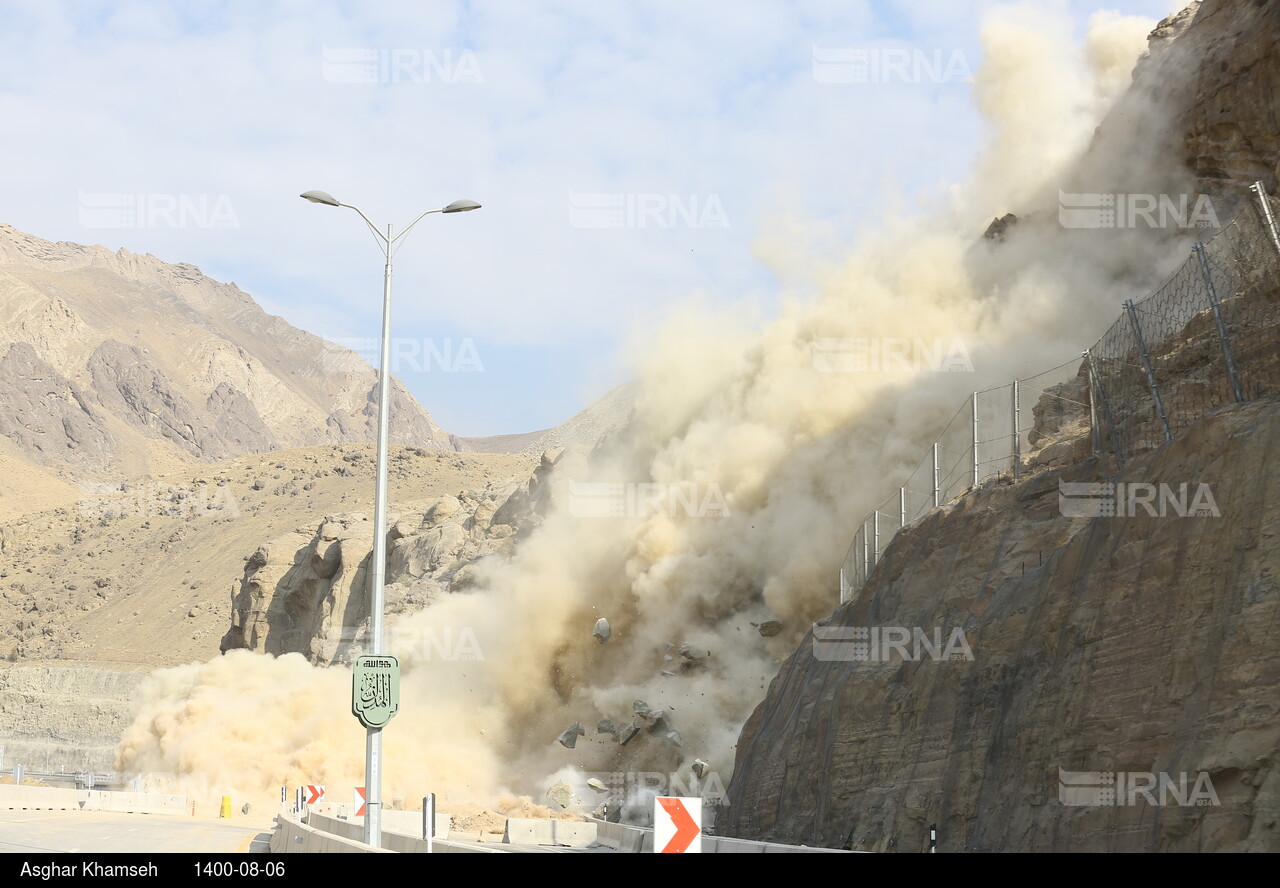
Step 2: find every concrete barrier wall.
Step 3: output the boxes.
[306,811,491,854]
[586,817,857,853]
[503,819,598,847]
[0,784,82,810]
[588,818,654,853]
[380,809,451,839]
[704,835,857,853]
[0,784,186,815]
[271,810,392,854]
[81,789,187,815]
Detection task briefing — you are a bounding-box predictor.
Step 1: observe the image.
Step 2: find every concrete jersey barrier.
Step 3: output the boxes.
[0,784,186,815]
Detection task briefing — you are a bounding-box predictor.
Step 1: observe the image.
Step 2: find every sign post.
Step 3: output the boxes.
[423,793,436,853]
[352,654,399,846]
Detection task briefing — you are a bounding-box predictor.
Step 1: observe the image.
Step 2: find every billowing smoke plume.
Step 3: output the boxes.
[119,7,1204,815]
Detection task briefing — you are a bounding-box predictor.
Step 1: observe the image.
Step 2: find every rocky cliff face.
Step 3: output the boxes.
[722,0,1280,852]
[723,395,1279,852]
[1076,0,1280,213]
[1171,0,1280,199]
[0,224,459,481]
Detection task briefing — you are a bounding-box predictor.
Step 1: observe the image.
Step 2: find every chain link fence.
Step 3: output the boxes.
[841,184,1280,605]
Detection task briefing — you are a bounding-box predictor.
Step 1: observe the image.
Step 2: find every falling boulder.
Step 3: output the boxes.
[754,620,783,638]
[597,719,617,736]
[557,722,586,749]
[983,213,1018,242]
[586,778,608,794]
[593,618,612,644]
[692,759,710,779]
[678,642,709,662]
[546,781,573,809]
[633,699,651,718]
[618,722,642,746]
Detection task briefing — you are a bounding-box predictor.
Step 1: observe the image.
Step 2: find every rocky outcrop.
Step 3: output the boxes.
[1171,0,1280,199]
[1077,0,1280,214]
[723,395,1280,852]
[88,339,229,460]
[0,342,115,470]
[206,382,275,454]
[220,449,566,665]
[219,517,374,665]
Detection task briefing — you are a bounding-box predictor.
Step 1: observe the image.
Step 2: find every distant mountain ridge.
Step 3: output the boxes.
[458,383,636,455]
[0,223,459,480]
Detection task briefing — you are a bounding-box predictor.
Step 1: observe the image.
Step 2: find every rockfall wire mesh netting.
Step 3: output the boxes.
[839,188,1280,604]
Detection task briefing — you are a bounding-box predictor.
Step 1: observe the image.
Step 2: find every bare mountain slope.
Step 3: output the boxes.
[458,383,636,454]
[0,223,460,482]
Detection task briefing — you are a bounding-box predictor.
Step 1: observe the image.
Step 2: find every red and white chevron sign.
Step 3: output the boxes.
[354,786,367,817]
[305,784,325,805]
[654,797,701,853]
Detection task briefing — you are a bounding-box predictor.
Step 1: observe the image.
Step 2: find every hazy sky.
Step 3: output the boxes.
[0,0,1179,436]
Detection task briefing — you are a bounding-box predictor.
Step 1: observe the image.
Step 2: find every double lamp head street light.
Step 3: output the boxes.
[300,189,480,847]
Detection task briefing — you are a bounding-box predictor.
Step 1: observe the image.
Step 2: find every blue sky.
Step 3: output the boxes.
[0,0,1180,436]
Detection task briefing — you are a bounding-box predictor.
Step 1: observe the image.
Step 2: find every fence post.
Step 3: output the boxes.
[971,392,979,488]
[423,793,436,852]
[932,443,940,507]
[872,511,880,567]
[1124,299,1172,444]
[862,523,869,585]
[1085,348,1124,467]
[899,487,906,528]
[1011,379,1021,480]
[839,567,847,605]
[1083,351,1099,456]
[1251,181,1280,259]
[1193,242,1244,402]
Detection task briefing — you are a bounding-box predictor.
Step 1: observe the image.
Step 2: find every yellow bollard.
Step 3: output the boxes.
[219,796,232,818]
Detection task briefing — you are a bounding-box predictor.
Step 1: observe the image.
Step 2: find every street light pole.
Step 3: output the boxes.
[300,190,480,848]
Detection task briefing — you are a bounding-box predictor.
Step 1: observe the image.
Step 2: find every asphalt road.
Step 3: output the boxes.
[0,810,271,854]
